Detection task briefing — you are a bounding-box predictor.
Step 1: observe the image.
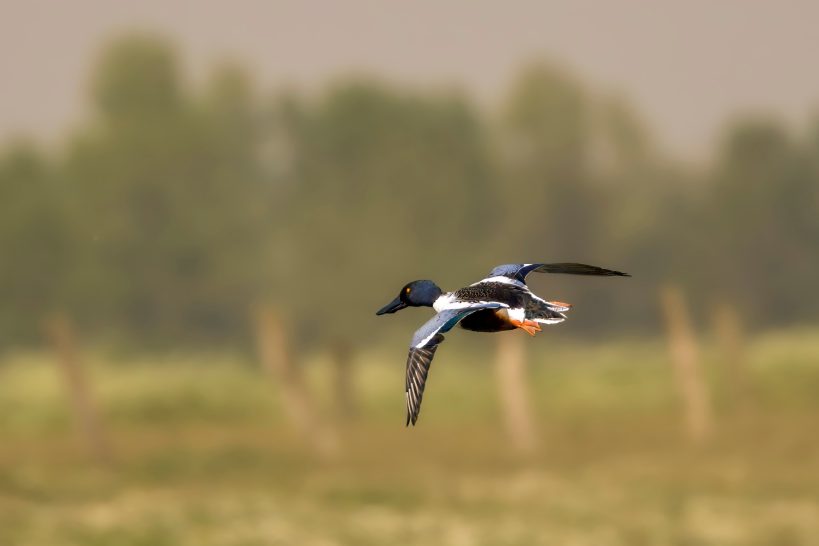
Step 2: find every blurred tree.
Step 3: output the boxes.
[498,62,599,261]
[4,31,817,352]
[93,34,182,123]
[709,118,819,324]
[275,80,497,345]
[0,143,69,348]
[63,35,274,346]
[594,96,653,176]
[495,63,624,331]
[591,96,708,330]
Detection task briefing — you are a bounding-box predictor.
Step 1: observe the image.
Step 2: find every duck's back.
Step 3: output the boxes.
[452,282,566,332]
[452,282,528,307]
[451,282,528,333]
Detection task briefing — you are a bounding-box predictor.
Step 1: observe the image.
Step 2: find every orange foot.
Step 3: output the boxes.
[548,300,573,309]
[510,319,542,336]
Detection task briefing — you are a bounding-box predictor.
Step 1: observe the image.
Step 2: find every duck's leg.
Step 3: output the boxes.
[509,319,542,336]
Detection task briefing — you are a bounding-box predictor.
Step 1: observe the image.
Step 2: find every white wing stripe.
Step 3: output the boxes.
[470,276,523,287]
[415,329,439,349]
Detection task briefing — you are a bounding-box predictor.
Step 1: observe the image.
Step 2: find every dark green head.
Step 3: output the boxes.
[376,280,443,315]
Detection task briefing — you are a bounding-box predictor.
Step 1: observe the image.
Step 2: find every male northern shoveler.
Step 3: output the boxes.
[376,263,629,426]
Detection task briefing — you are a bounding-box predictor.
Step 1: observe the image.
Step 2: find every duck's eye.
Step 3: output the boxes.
[405,287,411,294]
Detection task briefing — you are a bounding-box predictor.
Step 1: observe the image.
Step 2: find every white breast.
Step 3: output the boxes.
[432,294,453,313]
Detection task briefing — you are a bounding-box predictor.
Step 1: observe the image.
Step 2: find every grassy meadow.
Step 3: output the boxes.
[1,329,818,546]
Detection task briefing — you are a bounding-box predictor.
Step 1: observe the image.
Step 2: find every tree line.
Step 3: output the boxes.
[1,33,817,352]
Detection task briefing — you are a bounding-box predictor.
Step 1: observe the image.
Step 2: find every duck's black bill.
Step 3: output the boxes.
[376,297,408,315]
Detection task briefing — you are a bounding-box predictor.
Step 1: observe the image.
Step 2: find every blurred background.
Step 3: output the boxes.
[1,2,818,545]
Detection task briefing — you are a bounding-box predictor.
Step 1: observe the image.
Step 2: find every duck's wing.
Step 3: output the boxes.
[489,263,629,284]
[406,304,503,426]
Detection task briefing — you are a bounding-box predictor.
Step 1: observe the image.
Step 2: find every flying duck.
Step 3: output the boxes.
[376,263,629,425]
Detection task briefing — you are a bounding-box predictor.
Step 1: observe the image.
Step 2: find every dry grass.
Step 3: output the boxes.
[1,329,818,545]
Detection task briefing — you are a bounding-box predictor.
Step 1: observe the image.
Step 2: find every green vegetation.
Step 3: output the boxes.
[1,30,818,546]
[2,34,819,352]
[1,331,817,545]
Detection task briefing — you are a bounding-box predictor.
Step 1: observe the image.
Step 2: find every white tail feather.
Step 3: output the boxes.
[534,315,566,325]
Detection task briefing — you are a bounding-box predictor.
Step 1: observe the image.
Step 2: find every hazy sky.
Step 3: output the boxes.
[3,0,819,159]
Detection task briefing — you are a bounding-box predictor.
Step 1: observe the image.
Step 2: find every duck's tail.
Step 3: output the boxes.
[529,300,571,325]
[545,300,572,313]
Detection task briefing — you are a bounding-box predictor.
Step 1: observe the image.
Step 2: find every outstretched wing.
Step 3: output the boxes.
[405,336,443,427]
[489,263,629,283]
[405,304,503,426]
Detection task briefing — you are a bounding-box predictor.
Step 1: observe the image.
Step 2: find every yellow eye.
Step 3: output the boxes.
[405,287,411,294]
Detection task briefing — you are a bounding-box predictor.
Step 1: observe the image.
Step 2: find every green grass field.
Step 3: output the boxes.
[1,329,818,545]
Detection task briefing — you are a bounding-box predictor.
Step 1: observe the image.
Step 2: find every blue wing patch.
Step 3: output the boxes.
[410,304,503,348]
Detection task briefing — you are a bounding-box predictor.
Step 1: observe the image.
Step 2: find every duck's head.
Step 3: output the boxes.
[376,280,443,315]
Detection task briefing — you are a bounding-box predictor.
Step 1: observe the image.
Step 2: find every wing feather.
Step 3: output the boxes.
[405,338,441,426]
[405,304,502,426]
[489,263,629,283]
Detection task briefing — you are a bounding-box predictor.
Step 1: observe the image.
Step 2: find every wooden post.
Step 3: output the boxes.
[660,284,713,444]
[331,340,356,420]
[495,332,539,455]
[712,302,749,411]
[44,314,112,464]
[254,306,338,458]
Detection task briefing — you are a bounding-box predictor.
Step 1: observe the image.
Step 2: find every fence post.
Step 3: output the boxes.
[495,332,539,456]
[44,314,112,464]
[254,306,338,458]
[712,302,750,412]
[659,284,713,444]
[331,340,356,420]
